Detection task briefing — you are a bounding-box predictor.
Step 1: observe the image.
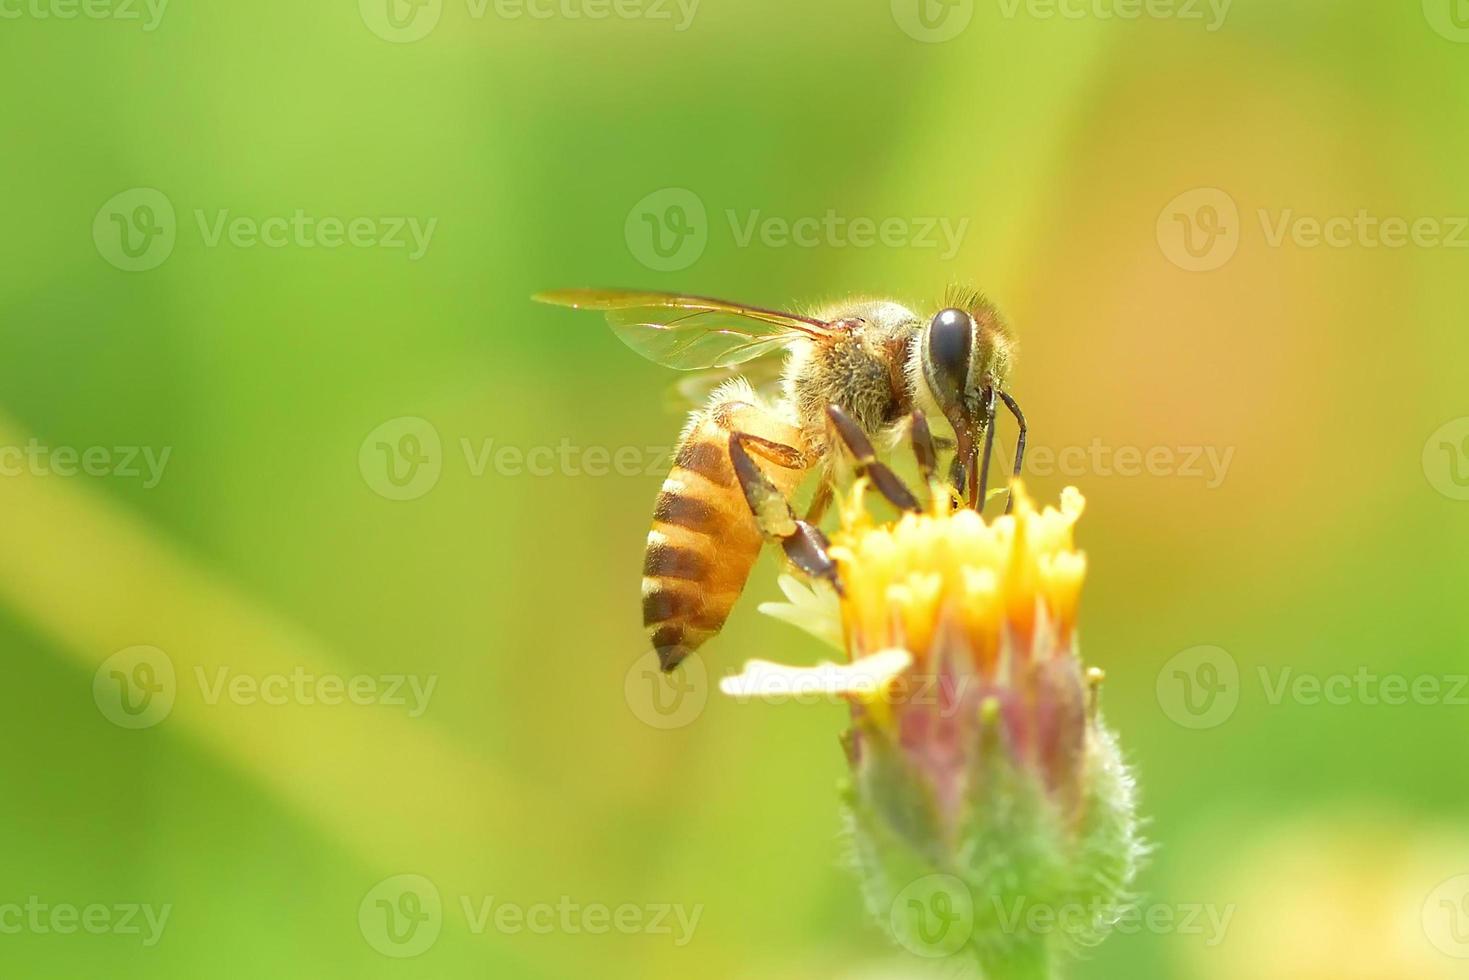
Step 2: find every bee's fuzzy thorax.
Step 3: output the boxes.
[785,299,923,450]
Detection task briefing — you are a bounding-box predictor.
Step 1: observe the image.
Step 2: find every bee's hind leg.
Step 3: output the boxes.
[825,405,922,513]
[728,432,842,596]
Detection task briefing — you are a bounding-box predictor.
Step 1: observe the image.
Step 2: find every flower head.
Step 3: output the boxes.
[723,482,1143,976]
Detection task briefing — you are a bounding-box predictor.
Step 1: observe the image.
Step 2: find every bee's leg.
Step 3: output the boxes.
[909,410,938,488]
[646,398,806,672]
[728,432,841,594]
[804,479,833,525]
[973,387,999,510]
[825,405,921,513]
[998,391,1028,515]
[949,445,972,501]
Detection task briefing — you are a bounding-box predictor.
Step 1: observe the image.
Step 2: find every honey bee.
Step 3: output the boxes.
[533,286,1027,671]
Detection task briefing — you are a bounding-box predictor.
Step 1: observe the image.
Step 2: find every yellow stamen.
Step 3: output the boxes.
[830,482,1087,669]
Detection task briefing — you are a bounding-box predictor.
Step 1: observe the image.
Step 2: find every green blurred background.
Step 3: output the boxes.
[2,1,1467,977]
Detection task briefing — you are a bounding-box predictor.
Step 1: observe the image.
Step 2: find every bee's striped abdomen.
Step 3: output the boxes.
[643,393,807,671]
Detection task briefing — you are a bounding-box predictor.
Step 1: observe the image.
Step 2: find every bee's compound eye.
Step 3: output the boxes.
[925,307,974,396]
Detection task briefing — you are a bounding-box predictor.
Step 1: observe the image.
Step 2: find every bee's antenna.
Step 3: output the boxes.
[998,390,1028,515]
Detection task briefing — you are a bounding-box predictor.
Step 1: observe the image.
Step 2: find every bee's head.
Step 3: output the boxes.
[912,296,1016,500]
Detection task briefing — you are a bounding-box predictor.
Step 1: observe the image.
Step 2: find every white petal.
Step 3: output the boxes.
[758,574,844,651]
[776,572,813,605]
[719,648,912,703]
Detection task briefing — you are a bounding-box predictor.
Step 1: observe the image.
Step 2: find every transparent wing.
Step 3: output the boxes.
[661,358,787,415]
[533,287,839,370]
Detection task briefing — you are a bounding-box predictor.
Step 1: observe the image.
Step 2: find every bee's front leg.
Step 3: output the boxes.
[908,410,938,490]
[804,480,834,526]
[824,405,923,513]
[997,391,1028,515]
[728,432,841,596]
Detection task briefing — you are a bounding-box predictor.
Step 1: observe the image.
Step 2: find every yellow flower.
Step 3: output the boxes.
[724,482,1142,977]
[832,482,1086,670]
